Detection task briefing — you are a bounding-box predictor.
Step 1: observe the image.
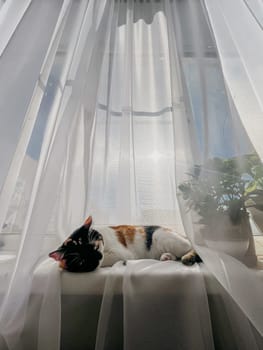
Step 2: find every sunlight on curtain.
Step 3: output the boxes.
[172,0,263,338]
[0,0,263,349]
[203,0,263,159]
[0,0,32,56]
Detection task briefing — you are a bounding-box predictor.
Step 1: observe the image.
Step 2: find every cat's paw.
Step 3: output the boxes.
[160,252,176,261]
[181,250,201,266]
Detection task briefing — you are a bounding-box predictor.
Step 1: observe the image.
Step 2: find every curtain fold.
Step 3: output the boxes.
[203,0,263,159]
[0,0,115,348]
[0,0,32,57]
[0,0,263,349]
[96,260,215,350]
[0,0,70,247]
[0,0,64,191]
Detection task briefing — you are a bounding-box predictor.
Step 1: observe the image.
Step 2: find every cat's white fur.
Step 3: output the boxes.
[94,226,192,267]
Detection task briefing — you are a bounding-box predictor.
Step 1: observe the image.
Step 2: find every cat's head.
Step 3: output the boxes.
[49,216,104,272]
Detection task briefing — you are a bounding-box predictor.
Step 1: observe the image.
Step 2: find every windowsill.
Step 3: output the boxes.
[32,257,263,298]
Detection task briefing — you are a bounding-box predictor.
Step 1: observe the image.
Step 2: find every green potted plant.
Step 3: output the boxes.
[178,153,263,266]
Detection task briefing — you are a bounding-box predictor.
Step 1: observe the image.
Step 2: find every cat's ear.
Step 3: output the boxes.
[84,215,92,228]
[49,250,63,261]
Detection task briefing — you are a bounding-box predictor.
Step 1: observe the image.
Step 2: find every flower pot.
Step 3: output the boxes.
[192,211,257,267]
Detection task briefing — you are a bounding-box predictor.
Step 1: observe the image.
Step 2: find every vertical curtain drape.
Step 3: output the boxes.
[0,0,263,349]
[203,0,263,159]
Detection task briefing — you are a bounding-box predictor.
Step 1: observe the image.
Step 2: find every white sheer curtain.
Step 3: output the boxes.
[203,0,263,159]
[0,0,263,349]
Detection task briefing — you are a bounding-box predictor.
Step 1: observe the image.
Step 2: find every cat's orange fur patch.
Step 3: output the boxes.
[138,227,145,235]
[116,230,127,247]
[111,225,138,247]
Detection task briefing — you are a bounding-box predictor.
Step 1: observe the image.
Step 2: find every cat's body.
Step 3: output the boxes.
[100,225,192,266]
[49,216,200,272]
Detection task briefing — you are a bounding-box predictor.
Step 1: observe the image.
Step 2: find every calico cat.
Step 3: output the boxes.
[49,216,200,272]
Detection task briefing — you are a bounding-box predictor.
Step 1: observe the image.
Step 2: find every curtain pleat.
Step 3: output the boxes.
[203,0,263,159]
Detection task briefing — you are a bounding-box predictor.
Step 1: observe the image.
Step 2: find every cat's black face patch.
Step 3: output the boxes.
[49,225,104,272]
